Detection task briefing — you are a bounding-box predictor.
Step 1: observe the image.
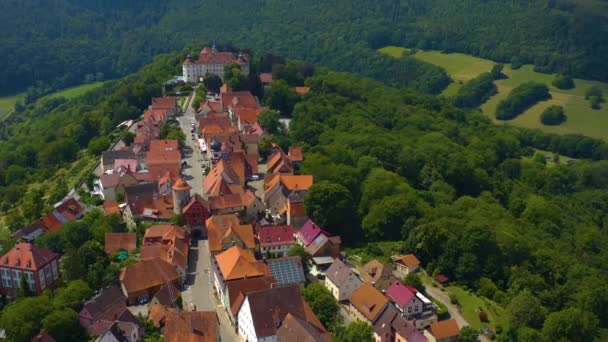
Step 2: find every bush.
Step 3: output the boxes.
[590,96,602,109]
[552,74,574,89]
[585,85,603,100]
[479,308,489,322]
[510,56,523,70]
[495,82,550,120]
[449,292,459,305]
[540,105,566,125]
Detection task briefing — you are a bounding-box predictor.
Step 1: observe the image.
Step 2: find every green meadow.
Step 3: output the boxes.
[377,46,411,59]
[379,47,608,140]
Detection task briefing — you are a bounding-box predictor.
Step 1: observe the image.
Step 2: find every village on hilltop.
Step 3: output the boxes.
[4,47,464,342]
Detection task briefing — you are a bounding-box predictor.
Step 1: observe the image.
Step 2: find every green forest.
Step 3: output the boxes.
[2,0,608,96]
[273,69,608,341]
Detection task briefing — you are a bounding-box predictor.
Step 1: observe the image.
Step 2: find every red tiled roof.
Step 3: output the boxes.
[215,246,267,281]
[236,107,262,125]
[103,201,121,216]
[206,214,255,252]
[119,259,179,297]
[288,147,303,162]
[151,97,177,110]
[195,50,240,65]
[54,198,84,221]
[221,91,258,111]
[38,213,63,233]
[226,276,277,316]
[105,233,137,254]
[0,243,57,271]
[258,225,294,247]
[394,254,420,268]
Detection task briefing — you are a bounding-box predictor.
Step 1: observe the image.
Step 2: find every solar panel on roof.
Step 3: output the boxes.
[267,258,305,286]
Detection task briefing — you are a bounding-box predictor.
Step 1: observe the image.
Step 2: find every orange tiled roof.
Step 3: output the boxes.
[430,319,460,340]
[0,243,57,271]
[395,254,420,268]
[206,215,255,252]
[215,246,266,281]
[350,283,389,322]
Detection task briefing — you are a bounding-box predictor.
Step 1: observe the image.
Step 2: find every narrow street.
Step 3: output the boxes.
[177,93,242,341]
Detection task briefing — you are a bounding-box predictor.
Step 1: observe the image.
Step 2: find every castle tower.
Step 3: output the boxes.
[172,178,192,214]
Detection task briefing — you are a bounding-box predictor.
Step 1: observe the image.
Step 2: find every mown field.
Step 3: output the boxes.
[380,47,608,140]
[0,93,24,120]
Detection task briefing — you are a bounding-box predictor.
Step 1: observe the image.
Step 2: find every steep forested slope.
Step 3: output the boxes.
[287,70,608,340]
[2,0,607,96]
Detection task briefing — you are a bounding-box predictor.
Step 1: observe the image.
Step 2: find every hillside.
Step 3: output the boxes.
[2,0,608,97]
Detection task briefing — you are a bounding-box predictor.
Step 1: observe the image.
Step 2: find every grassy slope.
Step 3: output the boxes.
[42,82,106,101]
[379,46,608,140]
[0,93,24,120]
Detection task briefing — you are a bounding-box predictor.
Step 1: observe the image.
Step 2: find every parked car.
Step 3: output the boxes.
[249,174,261,181]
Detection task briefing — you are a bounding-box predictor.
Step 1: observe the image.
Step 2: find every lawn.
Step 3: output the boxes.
[377,46,411,59]
[344,241,406,266]
[0,93,24,120]
[42,81,106,101]
[447,286,508,332]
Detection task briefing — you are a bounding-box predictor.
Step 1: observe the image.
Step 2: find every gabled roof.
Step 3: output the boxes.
[215,246,266,281]
[430,319,460,340]
[119,259,179,296]
[102,150,135,165]
[54,198,84,221]
[80,287,126,323]
[39,212,63,233]
[296,219,323,246]
[104,233,137,254]
[225,275,277,316]
[265,257,306,286]
[361,260,395,289]
[0,242,57,271]
[373,304,416,342]
[144,224,188,241]
[221,91,258,111]
[258,225,294,247]
[153,282,180,307]
[276,312,332,342]
[325,258,354,287]
[182,194,210,215]
[350,283,389,323]
[386,281,417,307]
[394,254,420,268]
[203,159,242,195]
[288,147,303,162]
[236,107,262,125]
[208,193,244,211]
[152,306,218,342]
[206,214,255,252]
[151,97,177,110]
[241,284,327,339]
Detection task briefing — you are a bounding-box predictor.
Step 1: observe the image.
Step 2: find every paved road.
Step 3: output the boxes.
[178,93,242,341]
[178,94,204,194]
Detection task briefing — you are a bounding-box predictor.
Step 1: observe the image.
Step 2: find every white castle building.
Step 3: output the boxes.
[182,46,249,83]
